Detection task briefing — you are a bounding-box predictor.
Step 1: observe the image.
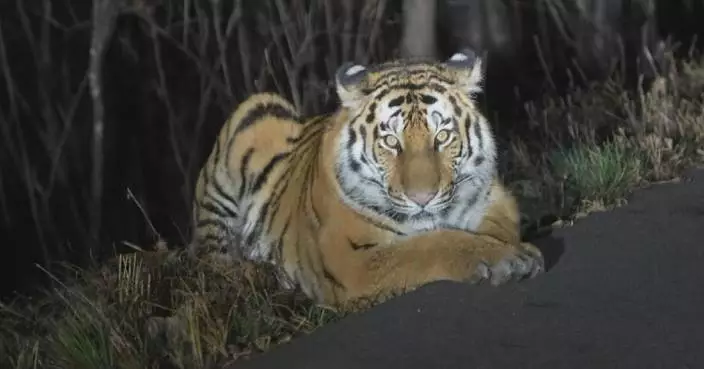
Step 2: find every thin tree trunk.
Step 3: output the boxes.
[400,0,437,59]
[88,0,120,255]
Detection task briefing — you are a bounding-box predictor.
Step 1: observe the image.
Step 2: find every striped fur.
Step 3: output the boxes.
[190,49,544,307]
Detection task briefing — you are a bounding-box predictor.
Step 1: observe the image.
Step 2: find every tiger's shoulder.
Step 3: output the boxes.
[190,91,323,261]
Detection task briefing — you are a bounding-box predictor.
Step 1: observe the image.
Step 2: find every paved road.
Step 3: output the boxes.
[236,168,704,369]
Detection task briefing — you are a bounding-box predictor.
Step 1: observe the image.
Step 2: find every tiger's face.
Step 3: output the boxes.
[333,49,497,228]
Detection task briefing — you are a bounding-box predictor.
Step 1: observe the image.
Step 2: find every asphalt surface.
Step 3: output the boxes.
[235,168,704,369]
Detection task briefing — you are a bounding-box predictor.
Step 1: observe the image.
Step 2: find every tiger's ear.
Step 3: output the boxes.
[335,62,369,109]
[443,48,484,97]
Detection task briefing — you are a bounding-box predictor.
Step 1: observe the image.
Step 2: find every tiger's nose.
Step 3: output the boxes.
[407,191,436,206]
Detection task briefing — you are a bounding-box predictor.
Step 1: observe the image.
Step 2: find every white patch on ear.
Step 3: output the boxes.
[346,65,367,76]
[450,52,469,63]
[446,50,485,97]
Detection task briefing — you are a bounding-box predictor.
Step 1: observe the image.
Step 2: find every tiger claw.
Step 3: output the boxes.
[470,243,545,286]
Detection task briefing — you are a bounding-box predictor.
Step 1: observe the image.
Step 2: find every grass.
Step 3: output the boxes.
[509,47,704,230]
[551,139,643,211]
[1,244,344,369]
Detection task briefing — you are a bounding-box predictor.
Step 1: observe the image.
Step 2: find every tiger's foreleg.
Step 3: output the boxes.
[344,230,544,304]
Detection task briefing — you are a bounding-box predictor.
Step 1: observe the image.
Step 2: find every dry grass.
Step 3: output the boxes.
[509,47,704,229]
[1,242,343,369]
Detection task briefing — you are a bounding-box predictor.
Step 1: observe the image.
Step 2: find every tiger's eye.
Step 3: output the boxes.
[383,135,399,147]
[435,130,450,143]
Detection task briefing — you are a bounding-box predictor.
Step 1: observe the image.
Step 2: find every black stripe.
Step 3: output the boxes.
[244,198,271,247]
[368,204,408,223]
[473,115,484,149]
[473,155,485,166]
[264,196,283,234]
[244,140,312,248]
[374,81,448,100]
[349,239,377,250]
[347,127,357,149]
[201,200,237,218]
[274,219,290,259]
[306,160,322,227]
[359,125,368,155]
[309,197,321,226]
[305,115,326,126]
[286,124,317,145]
[223,131,238,181]
[374,68,454,85]
[252,152,289,193]
[290,123,324,148]
[372,125,381,141]
[365,102,377,124]
[199,147,217,195]
[238,148,254,199]
[457,190,483,220]
[349,159,361,172]
[234,102,300,136]
[265,213,290,263]
[388,96,404,107]
[211,175,239,208]
[359,154,369,165]
[203,193,238,217]
[265,153,302,213]
[463,116,473,157]
[267,127,321,208]
[359,213,406,236]
[323,266,345,289]
[349,105,369,125]
[421,94,437,104]
[365,175,386,189]
[449,95,462,116]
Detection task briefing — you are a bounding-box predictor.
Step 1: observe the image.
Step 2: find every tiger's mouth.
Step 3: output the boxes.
[392,197,451,219]
[409,208,434,219]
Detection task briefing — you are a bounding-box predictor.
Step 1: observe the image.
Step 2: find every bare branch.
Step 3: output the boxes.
[88,0,122,249]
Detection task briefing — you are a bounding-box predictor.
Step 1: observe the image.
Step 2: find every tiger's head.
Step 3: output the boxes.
[333,49,497,227]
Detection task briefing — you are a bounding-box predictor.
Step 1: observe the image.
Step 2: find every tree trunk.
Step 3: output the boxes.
[89,0,121,255]
[400,0,437,59]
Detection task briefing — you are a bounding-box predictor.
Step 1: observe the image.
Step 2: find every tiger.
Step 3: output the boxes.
[189,48,545,308]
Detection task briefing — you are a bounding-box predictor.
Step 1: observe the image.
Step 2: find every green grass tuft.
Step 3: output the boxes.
[551,140,643,209]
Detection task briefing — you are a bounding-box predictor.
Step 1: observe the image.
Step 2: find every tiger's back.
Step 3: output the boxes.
[191,93,324,268]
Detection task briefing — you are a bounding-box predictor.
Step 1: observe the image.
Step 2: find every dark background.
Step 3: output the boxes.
[0,0,702,299]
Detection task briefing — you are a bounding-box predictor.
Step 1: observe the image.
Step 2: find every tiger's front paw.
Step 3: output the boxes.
[470,242,545,286]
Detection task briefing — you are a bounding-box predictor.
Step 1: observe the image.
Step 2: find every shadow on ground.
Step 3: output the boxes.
[532,234,566,272]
